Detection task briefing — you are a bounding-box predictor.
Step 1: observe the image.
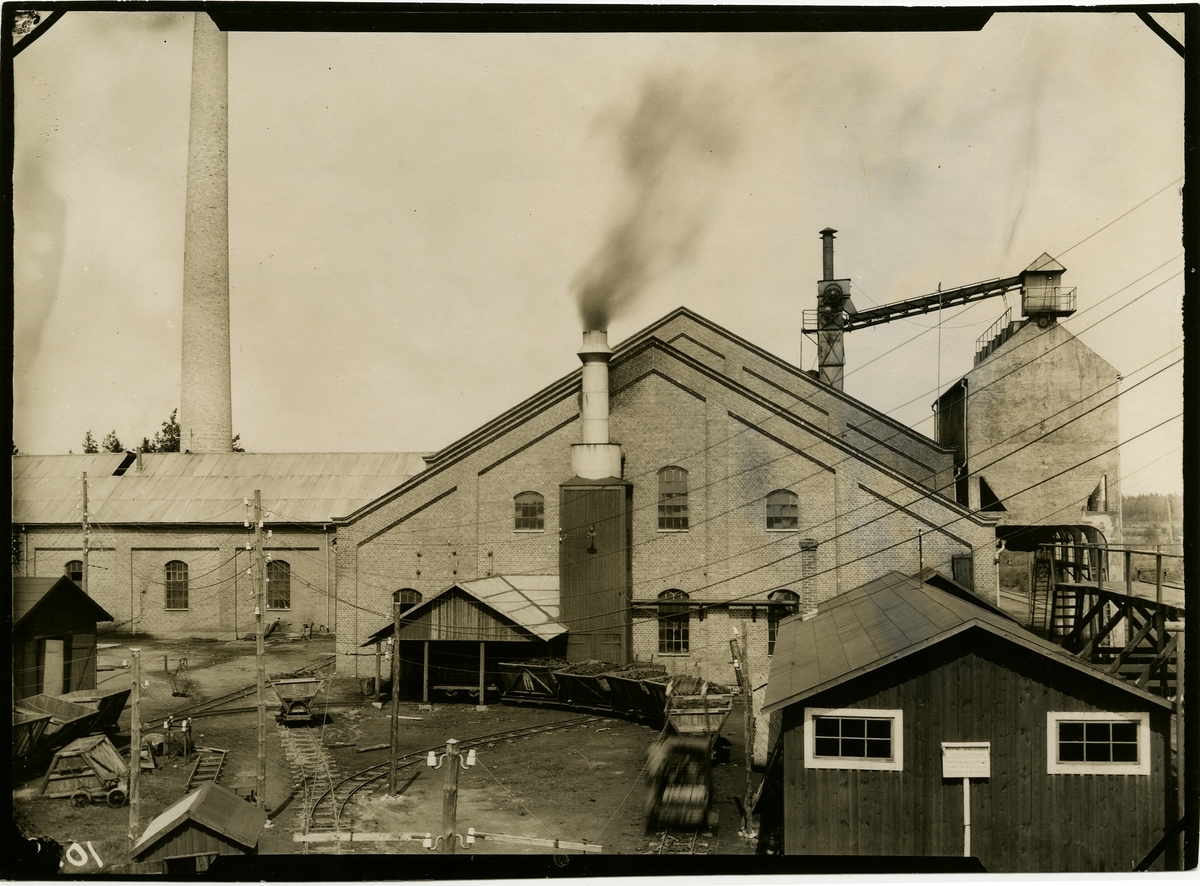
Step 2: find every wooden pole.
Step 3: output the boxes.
[374,641,382,704]
[962,777,971,857]
[1176,632,1185,871]
[390,602,401,794]
[422,641,430,705]
[441,739,461,855]
[729,625,755,836]
[254,490,266,809]
[80,472,89,595]
[477,642,487,711]
[128,647,141,842]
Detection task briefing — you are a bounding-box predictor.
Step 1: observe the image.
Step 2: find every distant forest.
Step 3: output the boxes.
[1122,493,1183,547]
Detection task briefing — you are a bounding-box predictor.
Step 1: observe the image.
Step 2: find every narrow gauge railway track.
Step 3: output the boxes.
[143,654,336,726]
[304,714,606,837]
[277,724,342,847]
[652,826,716,855]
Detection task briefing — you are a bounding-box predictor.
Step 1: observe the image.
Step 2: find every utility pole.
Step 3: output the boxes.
[254,490,266,809]
[389,601,401,794]
[80,472,89,594]
[729,626,756,836]
[128,647,141,842]
[440,739,463,855]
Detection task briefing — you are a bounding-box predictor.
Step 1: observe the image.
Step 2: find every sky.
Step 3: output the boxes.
[11,9,1187,496]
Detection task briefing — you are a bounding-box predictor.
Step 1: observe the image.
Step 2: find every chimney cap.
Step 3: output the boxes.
[578,329,613,358]
[819,227,838,237]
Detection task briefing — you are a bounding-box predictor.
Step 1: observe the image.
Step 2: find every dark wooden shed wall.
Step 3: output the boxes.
[395,592,531,642]
[137,822,256,863]
[559,483,633,662]
[781,630,1172,872]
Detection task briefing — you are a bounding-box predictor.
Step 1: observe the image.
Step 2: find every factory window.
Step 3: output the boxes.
[165,560,188,610]
[658,467,689,531]
[393,588,422,615]
[805,707,903,771]
[514,491,545,531]
[658,590,690,654]
[65,559,84,582]
[267,560,291,610]
[1047,711,1149,775]
[766,490,798,530]
[767,589,799,655]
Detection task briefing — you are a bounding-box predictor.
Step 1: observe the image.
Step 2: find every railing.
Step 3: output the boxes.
[973,307,1012,363]
[1022,285,1076,315]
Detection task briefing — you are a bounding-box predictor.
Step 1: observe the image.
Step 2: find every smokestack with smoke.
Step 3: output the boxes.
[572,72,739,331]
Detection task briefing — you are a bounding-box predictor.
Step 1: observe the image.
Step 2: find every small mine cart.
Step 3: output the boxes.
[644,736,715,831]
[269,676,325,724]
[41,734,129,808]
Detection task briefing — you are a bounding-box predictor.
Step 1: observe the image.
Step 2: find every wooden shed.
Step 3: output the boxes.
[761,571,1177,872]
[129,782,266,875]
[362,575,567,703]
[13,576,113,700]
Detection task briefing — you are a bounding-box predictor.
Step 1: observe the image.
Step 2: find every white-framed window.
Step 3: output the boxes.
[804,707,903,771]
[1046,711,1150,776]
[165,560,188,610]
[657,466,689,531]
[267,559,291,610]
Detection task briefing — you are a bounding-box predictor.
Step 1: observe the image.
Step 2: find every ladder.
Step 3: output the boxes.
[1029,548,1054,635]
[185,747,228,792]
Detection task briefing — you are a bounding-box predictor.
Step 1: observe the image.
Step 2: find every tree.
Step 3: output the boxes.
[101,431,124,453]
[148,409,180,453]
[82,431,99,454]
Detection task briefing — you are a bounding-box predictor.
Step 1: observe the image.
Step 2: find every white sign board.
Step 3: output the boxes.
[941,742,991,779]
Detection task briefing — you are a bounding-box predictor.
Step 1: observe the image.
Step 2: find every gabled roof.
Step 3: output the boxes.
[363,574,565,644]
[131,782,266,860]
[1024,252,1066,273]
[12,452,427,525]
[13,576,114,628]
[763,571,1172,714]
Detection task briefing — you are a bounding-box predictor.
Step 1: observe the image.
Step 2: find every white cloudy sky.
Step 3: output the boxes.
[12,9,1186,495]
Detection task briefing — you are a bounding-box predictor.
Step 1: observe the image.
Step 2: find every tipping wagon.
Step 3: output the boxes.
[40,734,129,808]
[644,678,733,831]
[269,676,325,724]
[61,686,132,733]
[18,694,103,751]
[13,707,53,763]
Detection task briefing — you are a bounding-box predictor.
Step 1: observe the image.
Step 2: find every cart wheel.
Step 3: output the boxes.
[70,791,90,808]
[107,788,128,808]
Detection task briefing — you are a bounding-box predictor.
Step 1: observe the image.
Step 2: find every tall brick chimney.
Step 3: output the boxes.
[179,12,233,454]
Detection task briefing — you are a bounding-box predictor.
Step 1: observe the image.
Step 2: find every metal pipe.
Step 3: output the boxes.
[578,330,613,445]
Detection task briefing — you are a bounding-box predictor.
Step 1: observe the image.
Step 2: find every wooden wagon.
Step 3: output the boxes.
[269,676,325,723]
[40,734,129,808]
[18,694,102,750]
[13,707,52,762]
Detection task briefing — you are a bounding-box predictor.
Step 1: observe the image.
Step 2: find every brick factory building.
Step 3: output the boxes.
[332,308,1001,685]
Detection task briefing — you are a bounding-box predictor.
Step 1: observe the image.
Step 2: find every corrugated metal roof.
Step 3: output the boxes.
[363,574,565,644]
[131,782,265,860]
[763,571,1172,714]
[13,576,113,628]
[12,452,427,525]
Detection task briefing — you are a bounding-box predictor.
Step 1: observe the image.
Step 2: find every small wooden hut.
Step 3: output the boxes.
[761,571,1177,872]
[129,783,266,875]
[13,576,112,700]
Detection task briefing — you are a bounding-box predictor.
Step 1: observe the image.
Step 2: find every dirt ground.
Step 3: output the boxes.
[12,635,763,874]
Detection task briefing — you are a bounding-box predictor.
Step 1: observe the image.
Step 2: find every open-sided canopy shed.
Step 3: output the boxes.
[362,575,566,703]
[130,782,265,875]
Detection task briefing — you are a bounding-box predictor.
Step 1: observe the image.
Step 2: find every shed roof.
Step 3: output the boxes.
[363,575,565,645]
[763,571,1172,714]
[131,783,265,860]
[13,576,114,629]
[12,452,427,525]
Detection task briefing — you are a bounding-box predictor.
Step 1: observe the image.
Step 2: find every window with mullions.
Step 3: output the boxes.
[658,590,690,654]
[1047,711,1149,775]
[767,589,799,655]
[393,588,422,615]
[267,560,291,609]
[65,560,84,582]
[514,491,544,531]
[165,560,189,610]
[766,490,798,530]
[658,466,689,531]
[804,707,903,771]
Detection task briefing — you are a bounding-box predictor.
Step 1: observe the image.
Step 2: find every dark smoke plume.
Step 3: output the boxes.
[573,72,738,330]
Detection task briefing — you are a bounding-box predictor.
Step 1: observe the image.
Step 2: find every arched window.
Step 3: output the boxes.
[658,466,689,531]
[514,491,545,531]
[393,588,422,615]
[767,589,800,655]
[165,560,188,610]
[766,489,799,530]
[658,590,690,654]
[65,560,83,582]
[267,559,291,609]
